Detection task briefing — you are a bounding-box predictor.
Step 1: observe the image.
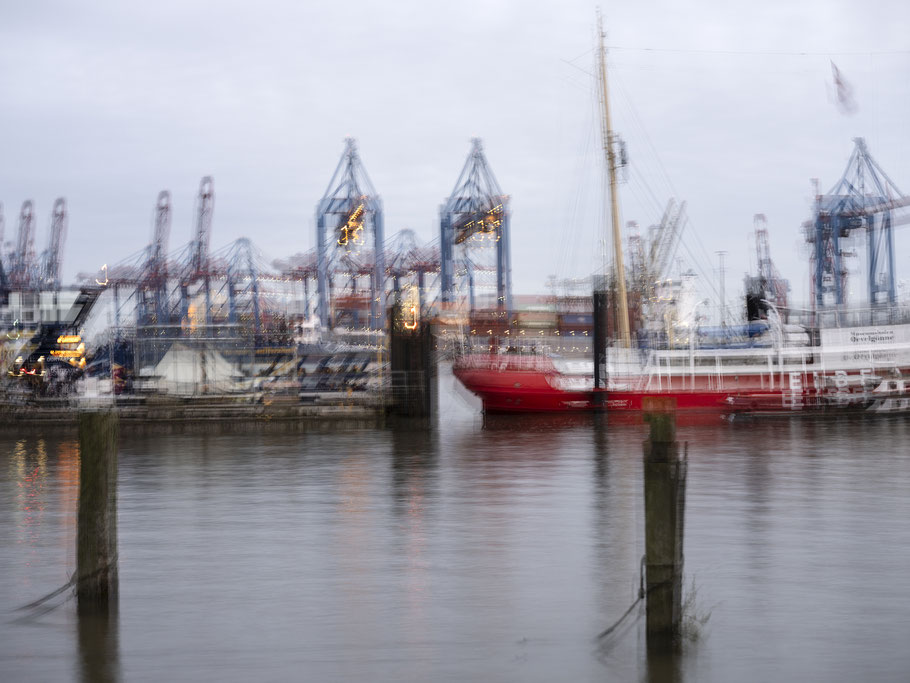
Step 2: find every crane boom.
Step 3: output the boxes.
[0,203,6,295]
[42,198,67,289]
[151,190,171,276]
[190,177,214,277]
[11,200,36,288]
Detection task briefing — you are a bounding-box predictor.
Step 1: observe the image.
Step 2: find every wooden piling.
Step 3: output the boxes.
[77,410,119,615]
[592,284,608,408]
[642,396,686,647]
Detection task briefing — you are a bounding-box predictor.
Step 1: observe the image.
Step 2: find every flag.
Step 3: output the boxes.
[831,61,858,115]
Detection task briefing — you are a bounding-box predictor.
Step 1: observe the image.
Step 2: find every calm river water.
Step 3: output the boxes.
[2,366,910,682]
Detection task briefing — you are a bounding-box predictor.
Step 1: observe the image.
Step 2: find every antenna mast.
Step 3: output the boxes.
[597,13,631,348]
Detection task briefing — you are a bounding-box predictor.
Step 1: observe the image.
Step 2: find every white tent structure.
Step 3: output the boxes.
[143,344,243,395]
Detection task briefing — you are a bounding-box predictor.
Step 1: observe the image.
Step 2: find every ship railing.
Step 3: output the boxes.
[622,339,910,393]
[782,303,910,329]
[454,352,556,372]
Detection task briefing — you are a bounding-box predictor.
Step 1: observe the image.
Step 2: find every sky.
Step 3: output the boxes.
[1,0,909,314]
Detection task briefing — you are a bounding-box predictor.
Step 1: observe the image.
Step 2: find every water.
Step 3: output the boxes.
[2,367,910,682]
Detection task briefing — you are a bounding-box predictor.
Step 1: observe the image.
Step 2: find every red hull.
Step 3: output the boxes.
[453,356,845,415]
[453,363,595,413]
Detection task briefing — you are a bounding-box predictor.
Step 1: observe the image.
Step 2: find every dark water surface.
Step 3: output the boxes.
[3,368,910,682]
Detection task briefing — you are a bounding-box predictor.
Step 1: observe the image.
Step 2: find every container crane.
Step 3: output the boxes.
[178,177,215,326]
[805,137,910,307]
[189,177,214,278]
[745,213,789,320]
[138,191,172,324]
[439,138,512,317]
[10,200,36,288]
[40,198,67,289]
[225,237,262,336]
[315,138,385,330]
[647,199,686,285]
[0,203,7,300]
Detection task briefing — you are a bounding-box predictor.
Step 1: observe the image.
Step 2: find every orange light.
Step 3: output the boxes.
[50,349,83,358]
[404,305,418,330]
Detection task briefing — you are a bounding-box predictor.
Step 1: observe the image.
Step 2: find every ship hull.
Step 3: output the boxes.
[453,363,595,413]
[453,351,910,417]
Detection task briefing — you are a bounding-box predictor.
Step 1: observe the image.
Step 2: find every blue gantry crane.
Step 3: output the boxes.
[141,191,172,325]
[223,237,263,337]
[178,176,215,326]
[0,203,7,301]
[10,200,36,289]
[439,138,512,317]
[315,138,385,330]
[807,138,910,307]
[39,198,67,290]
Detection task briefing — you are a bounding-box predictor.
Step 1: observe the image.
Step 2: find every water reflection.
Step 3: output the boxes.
[390,428,438,681]
[78,612,121,683]
[646,646,682,683]
[2,407,910,681]
[482,412,600,432]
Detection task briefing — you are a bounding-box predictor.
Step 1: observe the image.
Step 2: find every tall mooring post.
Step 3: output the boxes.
[642,397,686,648]
[77,410,119,615]
[388,301,436,421]
[592,277,609,407]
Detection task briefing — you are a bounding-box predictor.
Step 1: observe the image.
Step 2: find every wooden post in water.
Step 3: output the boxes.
[77,410,119,615]
[592,278,608,408]
[642,396,686,648]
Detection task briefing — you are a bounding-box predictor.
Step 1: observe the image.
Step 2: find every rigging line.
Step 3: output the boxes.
[557,114,592,280]
[604,109,669,237]
[611,99,687,260]
[624,181,663,227]
[618,137,720,278]
[679,224,718,289]
[609,68,680,208]
[610,64,764,296]
[608,62,822,76]
[627,164,672,218]
[684,215,726,289]
[559,72,596,93]
[664,212,715,287]
[575,89,606,280]
[614,73,679,204]
[608,45,910,57]
[678,236,725,304]
[568,93,601,279]
[563,46,597,65]
[561,58,594,80]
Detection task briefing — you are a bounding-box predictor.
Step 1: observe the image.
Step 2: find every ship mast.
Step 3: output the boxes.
[597,14,631,348]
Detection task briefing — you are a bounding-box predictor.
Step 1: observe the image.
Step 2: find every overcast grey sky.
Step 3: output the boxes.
[2,0,909,309]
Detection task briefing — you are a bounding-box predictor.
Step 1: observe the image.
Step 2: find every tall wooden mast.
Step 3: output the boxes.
[597,14,631,348]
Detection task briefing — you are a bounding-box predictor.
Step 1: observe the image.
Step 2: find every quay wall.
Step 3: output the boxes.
[0,393,385,434]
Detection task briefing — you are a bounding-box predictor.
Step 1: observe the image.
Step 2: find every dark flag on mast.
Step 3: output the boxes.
[831,61,858,115]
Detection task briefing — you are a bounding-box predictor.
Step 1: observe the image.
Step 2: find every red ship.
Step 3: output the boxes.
[453,21,910,418]
[453,333,910,418]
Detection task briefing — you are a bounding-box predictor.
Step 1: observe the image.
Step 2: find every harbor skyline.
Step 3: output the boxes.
[1,0,909,308]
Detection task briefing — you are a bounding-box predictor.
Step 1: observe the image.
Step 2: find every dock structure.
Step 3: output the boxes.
[0,394,386,433]
[0,139,518,406]
[388,301,436,421]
